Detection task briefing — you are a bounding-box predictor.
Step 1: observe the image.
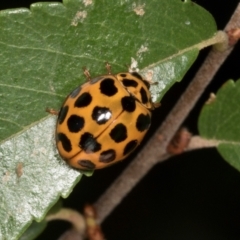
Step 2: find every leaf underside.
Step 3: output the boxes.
[0,0,216,239]
[198,80,240,172]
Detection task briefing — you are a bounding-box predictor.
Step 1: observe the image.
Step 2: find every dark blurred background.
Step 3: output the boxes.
[1,1,240,239]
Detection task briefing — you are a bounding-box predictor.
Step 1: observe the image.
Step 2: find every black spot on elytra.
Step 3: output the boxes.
[131,72,143,80]
[69,86,81,98]
[100,78,118,96]
[122,79,138,88]
[99,149,116,163]
[123,140,138,156]
[120,73,127,77]
[92,106,112,124]
[136,113,151,132]
[74,92,92,108]
[140,87,148,104]
[57,133,72,152]
[67,115,85,133]
[79,132,101,153]
[121,96,136,112]
[109,123,127,143]
[58,106,68,124]
[77,160,96,170]
[143,80,150,89]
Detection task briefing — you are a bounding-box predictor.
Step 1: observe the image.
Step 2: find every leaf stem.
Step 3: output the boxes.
[46,208,86,234]
[94,3,240,224]
[187,136,219,151]
[195,31,227,51]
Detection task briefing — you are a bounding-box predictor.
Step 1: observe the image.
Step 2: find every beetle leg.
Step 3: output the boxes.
[105,62,112,75]
[83,67,91,81]
[46,108,59,115]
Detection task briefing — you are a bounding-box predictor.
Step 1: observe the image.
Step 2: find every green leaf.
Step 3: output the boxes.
[0,0,216,239]
[19,220,47,240]
[0,0,217,142]
[198,80,240,172]
[0,117,81,239]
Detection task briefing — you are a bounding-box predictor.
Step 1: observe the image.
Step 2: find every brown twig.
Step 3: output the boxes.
[84,204,105,240]
[94,3,240,223]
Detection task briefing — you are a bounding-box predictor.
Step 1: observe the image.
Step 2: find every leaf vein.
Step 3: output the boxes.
[0,83,64,97]
[0,117,24,129]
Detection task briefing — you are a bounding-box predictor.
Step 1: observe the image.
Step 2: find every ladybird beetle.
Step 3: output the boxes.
[54,64,156,170]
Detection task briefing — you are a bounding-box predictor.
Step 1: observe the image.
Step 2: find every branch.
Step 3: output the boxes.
[94,3,240,223]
